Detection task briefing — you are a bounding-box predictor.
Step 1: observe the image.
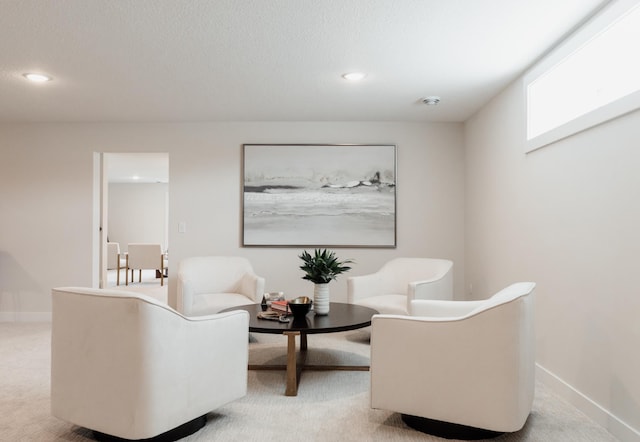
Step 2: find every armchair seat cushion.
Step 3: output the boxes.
[355,294,407,315]
[194,293,256,315]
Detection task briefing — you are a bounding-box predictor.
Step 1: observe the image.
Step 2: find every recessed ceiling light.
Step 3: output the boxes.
[132,175,140,180]
[342,72,367,81]
[422,96,441,105]
[23,73,52,83]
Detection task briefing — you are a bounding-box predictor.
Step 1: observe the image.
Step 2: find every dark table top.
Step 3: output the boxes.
[221,302,378,334]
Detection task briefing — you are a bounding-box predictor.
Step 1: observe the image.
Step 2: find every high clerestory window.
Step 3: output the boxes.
[524,0,640,153]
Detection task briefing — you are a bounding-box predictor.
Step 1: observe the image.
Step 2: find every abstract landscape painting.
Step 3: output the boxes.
[242,144,396,247]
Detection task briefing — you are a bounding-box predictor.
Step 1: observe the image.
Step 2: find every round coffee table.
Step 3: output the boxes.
[221,302,378,396]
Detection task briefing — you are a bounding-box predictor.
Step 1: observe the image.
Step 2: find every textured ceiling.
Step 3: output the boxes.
[0,0,608,123]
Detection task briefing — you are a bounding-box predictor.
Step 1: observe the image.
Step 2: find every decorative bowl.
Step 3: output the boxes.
[288,296,312,319]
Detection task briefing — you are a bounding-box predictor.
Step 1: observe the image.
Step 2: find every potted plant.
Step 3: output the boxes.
[299,249,353,315]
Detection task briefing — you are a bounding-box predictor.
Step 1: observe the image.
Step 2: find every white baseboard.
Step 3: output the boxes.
[0,312,52,322]
[536,363,640,442]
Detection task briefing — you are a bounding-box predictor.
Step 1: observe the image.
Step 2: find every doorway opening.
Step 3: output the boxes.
[98,153,169,295]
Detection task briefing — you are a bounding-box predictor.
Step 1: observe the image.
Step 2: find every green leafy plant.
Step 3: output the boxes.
[299,249,353,284]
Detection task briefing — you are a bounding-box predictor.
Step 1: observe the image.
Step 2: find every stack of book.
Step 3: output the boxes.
[270,300,289,314]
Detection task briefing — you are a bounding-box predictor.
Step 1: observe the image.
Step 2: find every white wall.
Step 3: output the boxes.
[0,121,465,318]
[465,80,640,441]
[108,183,168,253]
[3,107,636,439]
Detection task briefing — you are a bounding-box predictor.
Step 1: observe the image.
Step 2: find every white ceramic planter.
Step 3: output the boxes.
[313,283,330,315]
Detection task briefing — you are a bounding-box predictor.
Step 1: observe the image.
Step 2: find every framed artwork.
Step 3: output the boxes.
[242,144,396,247]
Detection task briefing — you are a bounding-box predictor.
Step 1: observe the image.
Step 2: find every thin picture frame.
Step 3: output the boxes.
[242,144,396,248]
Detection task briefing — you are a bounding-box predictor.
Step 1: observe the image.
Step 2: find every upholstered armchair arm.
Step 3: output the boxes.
[237,272,265,302]
[176,275,195,314]
[176,310,250,408]
[409,299,484,317]
[347,273,385,303]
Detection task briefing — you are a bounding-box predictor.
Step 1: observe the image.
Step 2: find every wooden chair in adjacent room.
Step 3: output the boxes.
[126,243,168,286]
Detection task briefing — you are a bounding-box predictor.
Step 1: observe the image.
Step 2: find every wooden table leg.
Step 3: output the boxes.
[284,331,300,396]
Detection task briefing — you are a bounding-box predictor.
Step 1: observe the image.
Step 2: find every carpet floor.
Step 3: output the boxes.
[0,323,618,441]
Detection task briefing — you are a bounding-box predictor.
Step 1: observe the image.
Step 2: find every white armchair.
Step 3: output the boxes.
[51,287,249,441]
[370,282,536,439]
[347,258,453,315]
[177,256,265,316]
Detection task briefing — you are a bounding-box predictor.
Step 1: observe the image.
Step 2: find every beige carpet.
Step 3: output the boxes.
[107,268,168,304]
[0,323,618,441]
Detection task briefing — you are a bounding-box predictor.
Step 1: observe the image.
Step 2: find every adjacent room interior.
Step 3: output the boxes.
[103,152,169,302]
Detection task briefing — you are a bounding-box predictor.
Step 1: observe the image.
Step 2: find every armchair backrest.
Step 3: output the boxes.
[468,281,535,317]
[127,243,163,269]
[177,256,265,316]
[380,257,453,295]
[178,256,255,294]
